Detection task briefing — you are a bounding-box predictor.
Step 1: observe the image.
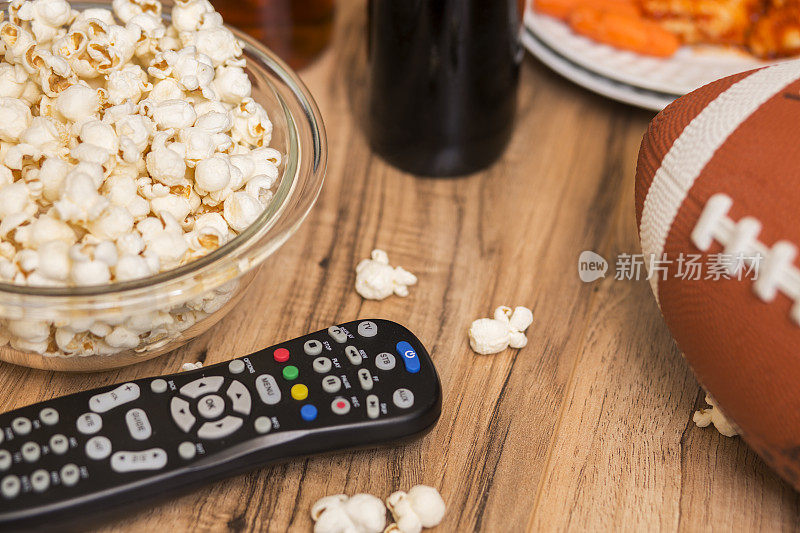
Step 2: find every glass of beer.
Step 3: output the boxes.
[211,0,335,69]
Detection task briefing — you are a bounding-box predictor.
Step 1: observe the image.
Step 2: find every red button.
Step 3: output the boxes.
[336,401,345,408]
[273,348,290,362]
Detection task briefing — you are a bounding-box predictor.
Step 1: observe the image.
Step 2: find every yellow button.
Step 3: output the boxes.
[291,384,308,401]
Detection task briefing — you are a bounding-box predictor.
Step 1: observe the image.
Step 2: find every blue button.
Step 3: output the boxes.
[300,404,317,421]
[396,341,420,374]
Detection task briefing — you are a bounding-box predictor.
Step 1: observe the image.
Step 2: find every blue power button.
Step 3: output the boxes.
[396,341,420,374]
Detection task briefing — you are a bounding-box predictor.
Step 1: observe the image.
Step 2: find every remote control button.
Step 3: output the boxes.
[254,416,272,434]
[125,408,152,440]
[304,340,323,356]
[21,441,41,463]
[76,413,102,435]
[291,384,308,401]
[49,434,68,455]
[327,326,348,343]
[0,450,11,471]
[228,359,245,374]
[0,431,3,445]
[197,416,243,439]
[150,379,168,393]
[300,404,318,421]
[226,380,251,415]
[331,398,350,415]
[180,376,224,399]
[396,341,421,374]
[375,352,396,371]
[11,417,31,436]
[39,407,59,426]
[366,395,380,419]
[90,383,140,413]
[1,475,20,499]
[111,448,167,473]
[322,375,342,393]
[31,469,49,493]
[282,365,299,381]
[197,394,225,419]
[392,388,414,409]
[357,321,378,337]
[60,464,80,487]
[273,348,290,363]
[85,436,112,460]
[357,369,374,390]
[170,397,196,433]
[344,346,362,366]
[313,357,332,373]
[178,441,196,460]
[255,374,281,405]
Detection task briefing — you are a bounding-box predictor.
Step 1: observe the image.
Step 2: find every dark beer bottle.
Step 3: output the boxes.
[367,0,522,176]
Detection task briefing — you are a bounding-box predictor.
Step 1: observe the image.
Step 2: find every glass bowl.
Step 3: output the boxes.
[0,1,327,371]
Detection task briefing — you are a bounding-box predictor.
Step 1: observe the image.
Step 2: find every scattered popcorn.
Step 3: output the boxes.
[310,494,386,533]
[693,394,740,437]
[468,306,533,355]
[181,361,202,371]
[385,485,446,533]
[0,0,282,357]
[354,249,417,301]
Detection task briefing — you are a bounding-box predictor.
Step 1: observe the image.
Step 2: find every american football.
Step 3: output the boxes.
[636,60,800,490]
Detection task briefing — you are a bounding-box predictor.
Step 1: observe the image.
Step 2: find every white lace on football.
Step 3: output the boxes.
[692,193,800,325]
[639,61,800,301]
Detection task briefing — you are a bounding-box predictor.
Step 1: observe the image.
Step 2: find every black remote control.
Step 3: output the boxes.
[0,319,442,529]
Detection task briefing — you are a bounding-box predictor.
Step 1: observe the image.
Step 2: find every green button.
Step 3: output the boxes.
[282,365,299,380]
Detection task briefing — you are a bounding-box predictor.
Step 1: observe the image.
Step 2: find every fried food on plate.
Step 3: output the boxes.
[569,6,681,56]
[533,0,680,56]
[534,0,800,58]
[535,0,639,20]
[639,0,763,45]
[748,1,800,58]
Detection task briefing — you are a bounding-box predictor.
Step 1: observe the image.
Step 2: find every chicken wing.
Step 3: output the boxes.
[640,0,763,45]
[748,0,800,57]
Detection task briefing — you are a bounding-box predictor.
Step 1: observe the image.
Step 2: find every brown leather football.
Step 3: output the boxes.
[635,60,800,489]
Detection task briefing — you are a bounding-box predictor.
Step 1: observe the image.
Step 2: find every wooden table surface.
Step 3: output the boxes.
[2,1,800,531]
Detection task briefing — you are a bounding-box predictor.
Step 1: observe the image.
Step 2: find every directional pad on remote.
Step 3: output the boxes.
[226,380,251,415]
[170,397,195,433]
[180,376,224,399]
[197,416,243,439]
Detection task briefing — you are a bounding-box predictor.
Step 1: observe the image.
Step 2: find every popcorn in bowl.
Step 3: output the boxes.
[0,0,327,369]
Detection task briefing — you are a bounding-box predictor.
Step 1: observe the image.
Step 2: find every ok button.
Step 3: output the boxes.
[197,395,225,419]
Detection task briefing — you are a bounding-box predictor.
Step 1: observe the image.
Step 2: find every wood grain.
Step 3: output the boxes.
[1,1,799,530]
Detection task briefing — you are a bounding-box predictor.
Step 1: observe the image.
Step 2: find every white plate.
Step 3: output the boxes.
[522,27,676,111]
[524,10,784,96]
